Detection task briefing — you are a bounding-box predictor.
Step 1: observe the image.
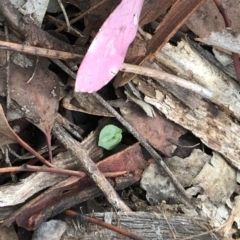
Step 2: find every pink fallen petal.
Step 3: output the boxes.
[75,0,144,93]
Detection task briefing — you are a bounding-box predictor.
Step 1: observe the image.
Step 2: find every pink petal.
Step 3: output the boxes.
[75,0,144,93]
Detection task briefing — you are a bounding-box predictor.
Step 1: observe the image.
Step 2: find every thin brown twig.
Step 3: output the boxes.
[167,139,200,148]
[0,164,128,178]
[0,40,83,60]
[232,53,240,83]
[212,0,231,27]
[213,0,240,82]
[46,15,84,37]
[56,0,70,32]
[64,209,144,240]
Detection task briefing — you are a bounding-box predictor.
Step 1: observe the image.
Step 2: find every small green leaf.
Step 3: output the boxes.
[98,124,122,150]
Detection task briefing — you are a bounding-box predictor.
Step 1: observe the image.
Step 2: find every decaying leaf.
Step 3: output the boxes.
[120,105,187,156]
[191,152,236,205]
[125,38,147,61]
[0,105,52,167]
[141,149,210,204]
[0,50,59,159]
[84,0,120,31]
[9,0,50,26]
[187,0,240,38]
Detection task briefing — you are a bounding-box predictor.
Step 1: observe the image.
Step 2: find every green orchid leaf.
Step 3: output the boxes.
[98,124,122,150]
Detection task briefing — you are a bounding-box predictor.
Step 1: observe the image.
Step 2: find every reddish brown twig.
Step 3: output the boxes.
[64,209,144,240]
[0,164,128,178]
[212,0,231,27]
[213,0,240,82]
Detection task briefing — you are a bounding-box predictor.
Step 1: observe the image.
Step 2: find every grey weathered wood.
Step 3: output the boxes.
[155,38,240,120]
[197,29,240,55]
[62,212,220,240]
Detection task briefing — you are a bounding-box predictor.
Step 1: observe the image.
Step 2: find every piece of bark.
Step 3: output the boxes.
[155,39,240,119]
[0,151,78,209]
[62,91,113,117]
[6,174,139,230]
[139,0,176,26]
[197,29,240,55]
[61,212,219,240]
[0,205,20,222]
[179,33,237,80]
[140,81,240,170]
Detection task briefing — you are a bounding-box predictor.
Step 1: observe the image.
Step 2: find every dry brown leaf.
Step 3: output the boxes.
[0,105,53,166]
[186,0,240,38]
[0,51,59,160]
[120,105,186,156]
[141,149,210,205]
[125,38,147,61]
